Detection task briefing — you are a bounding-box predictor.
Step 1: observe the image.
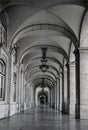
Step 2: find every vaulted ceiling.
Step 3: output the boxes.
[1,0,87,89]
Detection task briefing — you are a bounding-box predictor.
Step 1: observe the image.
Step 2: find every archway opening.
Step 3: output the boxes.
[39,95,47,105]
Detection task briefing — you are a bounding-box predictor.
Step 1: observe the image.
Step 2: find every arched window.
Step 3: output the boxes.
[0,12,7,47]
[13,73,16,102]
[0,59,6,100]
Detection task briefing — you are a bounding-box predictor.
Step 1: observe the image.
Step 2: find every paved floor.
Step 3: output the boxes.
[0,105,88,130]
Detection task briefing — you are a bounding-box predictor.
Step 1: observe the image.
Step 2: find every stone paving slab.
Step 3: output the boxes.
[0,105,87,130]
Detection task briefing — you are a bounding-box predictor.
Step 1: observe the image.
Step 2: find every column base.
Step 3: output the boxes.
[50,104,52,108]
[60,103,62,112]
[75,104,80,119]
[57,104,60,111]
[80,104,88,119]
[54,104,57,110]
[70,104,75,115]
[67,104,69,115]
[20,103,24,112]
[62,102,67,114]
[61,103,69,115]
[52,103,55,109]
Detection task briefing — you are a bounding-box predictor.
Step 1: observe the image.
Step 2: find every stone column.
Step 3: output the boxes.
[16,64,20,112]
[79,48,88,119]
[74,49,80,119]
[32,87,35,107]
[20,69,24,112]
[52,87,55,108]
[16,63,21,113]
[30,86,34,107]
[64,70,67,114]
[63,65,70,115]
[31,87,36,107]
[56,77,60,111]
[62,71,65,114]
[7,48,12,116]
[69,62,76,116]
[60,73,62,111]
[23,78,26,110]
[7,47,14,116]
[9,49,15,103]
[23,71,25,110]
[50,89,52,107]
[66,63,70,115]
[55,84,57,109]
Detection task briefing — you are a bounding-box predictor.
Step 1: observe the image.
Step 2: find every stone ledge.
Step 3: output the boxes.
[79,47,88,53]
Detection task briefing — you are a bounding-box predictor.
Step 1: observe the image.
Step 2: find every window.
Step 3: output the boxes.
[0,12,7,47]
[0,59,6,100]
[13,73,16,102]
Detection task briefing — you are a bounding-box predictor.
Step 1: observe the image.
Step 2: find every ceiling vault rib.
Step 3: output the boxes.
[20,44,68,63]
[11,24,78,49]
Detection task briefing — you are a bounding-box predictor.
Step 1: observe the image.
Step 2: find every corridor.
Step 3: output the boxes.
[0,105,87,130]
[1,0,88,129]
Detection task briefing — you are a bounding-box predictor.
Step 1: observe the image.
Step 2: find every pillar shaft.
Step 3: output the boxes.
[62,71,65,114]
[56,78,60,111]
[17,64,22,112]
[20,69,24,111]
[55,84,57,109]
[74,49,80,119]
[66,63,70,115]
[7,52,12,116]
[50,89,52,107]
[69,63,76,115]
[63,70,68,114]
[60,74,62,111]
[64,71,67,104]
[52,87,55,108]
[79,48,88,119]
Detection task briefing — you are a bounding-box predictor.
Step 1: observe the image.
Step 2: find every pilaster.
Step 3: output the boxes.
[74,49,80,119]
[79,47,88,119]
[69,62,76,116]
[56,77,60,111]
[60,73,62,111]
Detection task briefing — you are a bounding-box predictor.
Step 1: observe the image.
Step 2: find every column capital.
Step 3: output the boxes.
[63,70,67,74]
[0,42,3,47]
[9,44,17,55]
[65,62,69,68]
[68,60,75,67]
[78,47,88,53]
[56,76,60,80]
[61,71,63,75]
[73,49,79,56]
[9,45,14,54]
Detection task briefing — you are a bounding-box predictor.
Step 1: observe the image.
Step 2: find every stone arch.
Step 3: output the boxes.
[80,9,88,47]
[11,24,78,49]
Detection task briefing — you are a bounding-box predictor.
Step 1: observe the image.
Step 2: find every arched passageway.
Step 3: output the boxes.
[1,0,88,129]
